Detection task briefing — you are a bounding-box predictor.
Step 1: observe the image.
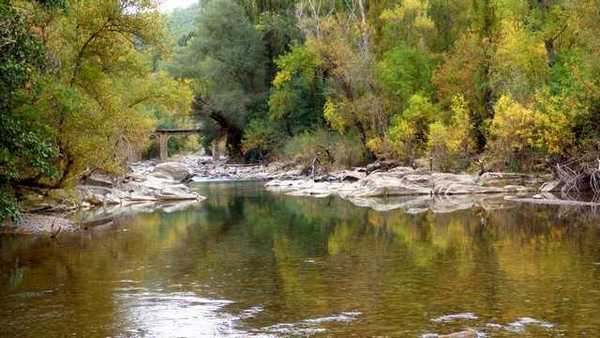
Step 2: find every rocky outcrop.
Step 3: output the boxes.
[77,166,204,207]
[265,167,546,212]
[12,158,207,235]
[266,168,540,196]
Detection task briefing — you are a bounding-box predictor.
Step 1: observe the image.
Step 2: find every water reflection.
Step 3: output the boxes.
[1,182,600,337]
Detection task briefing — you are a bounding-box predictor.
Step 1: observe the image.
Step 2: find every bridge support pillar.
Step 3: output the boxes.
[158,133,171,161]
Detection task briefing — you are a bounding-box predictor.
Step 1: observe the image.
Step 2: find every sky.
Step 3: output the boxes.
[159,0,197,12]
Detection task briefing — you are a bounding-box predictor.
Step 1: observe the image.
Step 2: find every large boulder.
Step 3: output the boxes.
[153,162,193,181]
[78,186,122,206]
[352,170,432,197]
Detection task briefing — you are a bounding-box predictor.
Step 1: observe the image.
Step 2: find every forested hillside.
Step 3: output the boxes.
[3,0,600,219]
[166,0,600,172]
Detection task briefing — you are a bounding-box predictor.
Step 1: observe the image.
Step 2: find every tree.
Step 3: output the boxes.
[378,42,435,113]
[0,1,59,221]
[427,95,476,171]
[37,0,191,185]
[170,0,267,158]
[268,44,325,135]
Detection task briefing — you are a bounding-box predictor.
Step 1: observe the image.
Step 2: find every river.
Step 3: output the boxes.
[1,182,600,337]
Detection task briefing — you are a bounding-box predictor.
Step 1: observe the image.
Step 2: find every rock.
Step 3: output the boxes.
[339,170,364,182]
[352,170,432,197]
[267,167,542,212]
[366,160,399,175]
[156,186,202,201]
[82,172,114,187]
[478,172,548,187]
[78,186,121,206]
[153,162,192,181]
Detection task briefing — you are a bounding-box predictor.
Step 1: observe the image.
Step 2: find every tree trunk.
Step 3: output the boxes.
[225,127,244,161]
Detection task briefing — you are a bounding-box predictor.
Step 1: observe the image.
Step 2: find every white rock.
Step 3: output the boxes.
[153,162,192,181]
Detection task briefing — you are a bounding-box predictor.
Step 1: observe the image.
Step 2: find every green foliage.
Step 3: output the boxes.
[491,19,549,103]
[0,1,58,221]
[38,0,191,184]
[4,0,600,224]
[170,0,267,156]
[166,3,202,42]
[377,43,435,111]
[269,44,325,134]
[385,94,439,162]
[172,0,266,118]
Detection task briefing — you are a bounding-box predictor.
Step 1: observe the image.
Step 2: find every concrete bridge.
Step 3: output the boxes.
[155,128,202,161]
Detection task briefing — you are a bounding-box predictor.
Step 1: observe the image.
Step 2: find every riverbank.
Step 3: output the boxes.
[2,153,582,235]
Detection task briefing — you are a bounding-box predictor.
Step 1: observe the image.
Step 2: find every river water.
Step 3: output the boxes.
[1,182,600,337]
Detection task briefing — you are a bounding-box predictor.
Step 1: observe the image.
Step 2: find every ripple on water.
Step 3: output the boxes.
[116,291,244,337]
[503,317,554,332]
[260,311,361,336]
[431,312,479,323]
[427,312,555,337]
[238,305,265,320]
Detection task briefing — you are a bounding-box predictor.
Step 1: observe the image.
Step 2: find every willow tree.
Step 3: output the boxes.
[170,0,267,158]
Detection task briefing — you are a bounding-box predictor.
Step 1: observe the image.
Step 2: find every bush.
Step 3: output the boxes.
[242,118,285,161]
[426,95,476,171]
[384,94,438,163]
[486,94,574,171]
[278,130,366,168]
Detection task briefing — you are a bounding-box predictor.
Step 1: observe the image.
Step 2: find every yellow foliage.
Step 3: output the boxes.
[490,95,538,151]
[272,70,292,88]
[492,20,549,102]
[427,95,475,171]
[487,94,575,170]
[380,0,434,49]
[323,98,347,133]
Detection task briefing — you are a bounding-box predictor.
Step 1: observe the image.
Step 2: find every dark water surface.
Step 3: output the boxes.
[2,182,600,337]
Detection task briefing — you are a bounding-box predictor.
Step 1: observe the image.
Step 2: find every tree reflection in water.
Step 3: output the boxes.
[1,182,599,337]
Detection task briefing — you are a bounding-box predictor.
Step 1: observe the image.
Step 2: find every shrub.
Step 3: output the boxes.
[385,94,438,163]
[426,95,476,171]
[486,94,574,171]
[278,130,366,168]
[242,118,285,161]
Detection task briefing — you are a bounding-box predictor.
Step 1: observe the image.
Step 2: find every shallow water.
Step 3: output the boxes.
[1,182,600,337]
